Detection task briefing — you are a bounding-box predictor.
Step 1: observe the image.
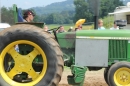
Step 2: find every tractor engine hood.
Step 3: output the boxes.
[76,30,130,40]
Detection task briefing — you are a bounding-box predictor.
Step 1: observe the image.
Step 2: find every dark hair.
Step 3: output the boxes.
[114,21,117,25]
[75,28,78,31]
[23,10,35,19]
[58,26,63,29]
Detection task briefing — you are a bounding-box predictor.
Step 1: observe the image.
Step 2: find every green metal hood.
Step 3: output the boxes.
[76,30,130,39]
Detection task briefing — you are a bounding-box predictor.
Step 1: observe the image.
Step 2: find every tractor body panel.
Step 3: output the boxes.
[108,40,128,64]
[75,39,108,67]
[57,32,76,48]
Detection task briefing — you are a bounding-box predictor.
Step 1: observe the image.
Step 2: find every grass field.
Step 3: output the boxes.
[47,24,93,31]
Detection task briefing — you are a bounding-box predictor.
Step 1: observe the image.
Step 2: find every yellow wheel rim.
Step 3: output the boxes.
[114,67,130,86]
[0,40,47,86]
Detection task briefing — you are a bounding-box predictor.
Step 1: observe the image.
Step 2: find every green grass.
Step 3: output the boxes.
[47,24,93,31]
[46,16,114,30]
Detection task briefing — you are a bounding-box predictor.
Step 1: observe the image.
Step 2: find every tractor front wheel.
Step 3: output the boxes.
[107,61,130,86]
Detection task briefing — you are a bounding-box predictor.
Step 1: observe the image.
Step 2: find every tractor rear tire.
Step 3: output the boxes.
[0,24,64,86]
[107,61,130,86]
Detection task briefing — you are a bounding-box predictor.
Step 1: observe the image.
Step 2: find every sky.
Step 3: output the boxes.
[1,0,66,9]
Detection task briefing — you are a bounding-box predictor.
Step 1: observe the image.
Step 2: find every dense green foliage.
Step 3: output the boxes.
[74,0,93,23]
[1,0,124,25]
[35,11,74,24]
[1,7,15,25]
[74,0,124,22]
[99,0,124,18]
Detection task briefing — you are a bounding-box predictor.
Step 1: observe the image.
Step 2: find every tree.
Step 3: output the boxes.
[74,0,124,23]
[43,11,74,24]
[1,7,15,25]
[100,0,124,18]
[74,0,93,23]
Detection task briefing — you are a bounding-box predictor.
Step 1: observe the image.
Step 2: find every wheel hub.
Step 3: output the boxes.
[115,68,130,85]
[120,73,128,82]
[7,48,41,80]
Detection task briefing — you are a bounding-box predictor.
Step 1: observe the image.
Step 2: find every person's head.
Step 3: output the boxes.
[59,26,64,32]
[98,19,103,27]
[44,25,48,31]
[114,21,118,27]
[77,25,82,30]
[23,10,35,22]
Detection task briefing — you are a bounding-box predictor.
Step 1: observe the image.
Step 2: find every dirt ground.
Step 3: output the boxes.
[59,68,108,86]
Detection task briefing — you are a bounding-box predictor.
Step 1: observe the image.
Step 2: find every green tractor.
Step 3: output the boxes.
[0,3,130,86]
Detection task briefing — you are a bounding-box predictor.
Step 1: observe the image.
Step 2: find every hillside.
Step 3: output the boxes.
[32,0,75,15]
[31,0,128,15]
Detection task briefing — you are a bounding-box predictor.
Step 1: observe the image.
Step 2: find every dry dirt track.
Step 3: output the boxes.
[59,68,108,86]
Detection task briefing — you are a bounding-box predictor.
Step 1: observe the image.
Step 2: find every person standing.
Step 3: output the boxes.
[98,19,105,30]
[110,21,119,30]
